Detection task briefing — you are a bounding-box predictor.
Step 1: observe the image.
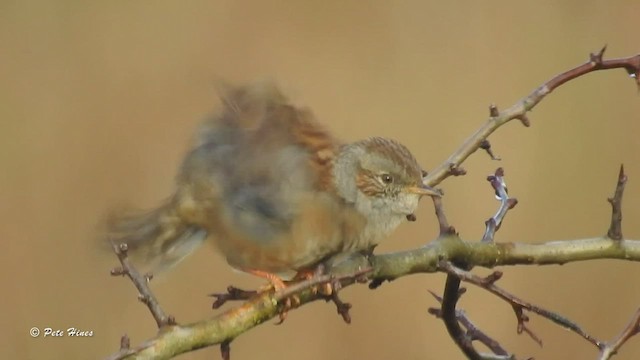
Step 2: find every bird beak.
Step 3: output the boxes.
[404,183,442,197]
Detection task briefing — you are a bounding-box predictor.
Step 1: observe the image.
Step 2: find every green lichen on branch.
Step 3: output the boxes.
[110,235,640,360]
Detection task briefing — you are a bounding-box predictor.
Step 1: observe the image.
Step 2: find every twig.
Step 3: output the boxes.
[423,48,640,188]
[220,340,231,360]
[607,164,627,240]
[110,242,173,328]
[439,273,480,359]
[597,308,640,359]
[210,287,258,309]
[324,291,353,324]
[107,236,640,359]
[428,291,511,357]
[432,196,457,237]
[482,168,517,243]
[439,261,603,349]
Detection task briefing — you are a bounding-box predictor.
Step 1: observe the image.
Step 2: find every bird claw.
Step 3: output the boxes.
[292,265,336,296]
[274,294,301,325]
[314,282,334,296]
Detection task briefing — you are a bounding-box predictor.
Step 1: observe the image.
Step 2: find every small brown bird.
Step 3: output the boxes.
[107,82,440,289]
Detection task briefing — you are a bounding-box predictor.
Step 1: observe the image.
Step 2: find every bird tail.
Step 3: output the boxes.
[104,198,207,275]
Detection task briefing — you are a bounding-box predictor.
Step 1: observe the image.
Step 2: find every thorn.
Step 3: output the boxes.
[482,271,503,285]
[489,104,500,117]
[590,45,607,65]
[428,289,443,303]
[406,213,417,222]
[517,114,531,127]
[118,243,129,253]
[480,139,501,161]
[120,334,130,350]
[220,340,231,360]
[448,163,467,176]
[110,267,126,276]
[137,294,150,305]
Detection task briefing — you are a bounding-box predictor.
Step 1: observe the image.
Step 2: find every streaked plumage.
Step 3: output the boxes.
[106,81,439,282]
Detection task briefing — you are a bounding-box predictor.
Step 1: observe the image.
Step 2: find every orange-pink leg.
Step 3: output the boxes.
[246,269,287,291]
[245,269,303,324]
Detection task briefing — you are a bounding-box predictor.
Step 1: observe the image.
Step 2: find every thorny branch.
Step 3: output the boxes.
[107,48,640,360]
[422,46,640,188]
[438,261,603,348]
[430,167,521,360]
[428,290,511,358]
[109,242,174,329]
[430,159,636,359]
[598,308,640,360]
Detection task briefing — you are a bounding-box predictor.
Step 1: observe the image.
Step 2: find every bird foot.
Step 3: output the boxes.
[242,269,303,324]
[274,293,301,325]
[292,264,335,296]
[212,267,347,323]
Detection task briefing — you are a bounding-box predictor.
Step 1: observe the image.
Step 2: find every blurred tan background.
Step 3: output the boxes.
[2,1,640,359]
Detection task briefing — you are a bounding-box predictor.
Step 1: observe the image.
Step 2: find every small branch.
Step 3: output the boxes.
[482,168,517,243]
[220,340,231,360]
[428,291,511,357]
[439,274,483,360]
[423,49,640,188]
[210,287,258,309]
[208,267,370,325]
[110,242,173,328]
[324,291,353,324]
[432,196,456,237]
[597,308,640,360]
[607,164,627,240]
[439,261,603,349]
[108,235,640,359]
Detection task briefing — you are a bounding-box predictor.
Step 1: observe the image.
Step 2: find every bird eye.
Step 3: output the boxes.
[380,174,394,184]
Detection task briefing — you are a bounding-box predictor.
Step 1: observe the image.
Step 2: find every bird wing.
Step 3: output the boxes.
[181,82,341,244]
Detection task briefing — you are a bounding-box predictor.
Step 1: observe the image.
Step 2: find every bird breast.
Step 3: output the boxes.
[344,191,417,251]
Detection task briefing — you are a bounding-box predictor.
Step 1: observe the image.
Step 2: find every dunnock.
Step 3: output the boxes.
[107,82,440,289]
